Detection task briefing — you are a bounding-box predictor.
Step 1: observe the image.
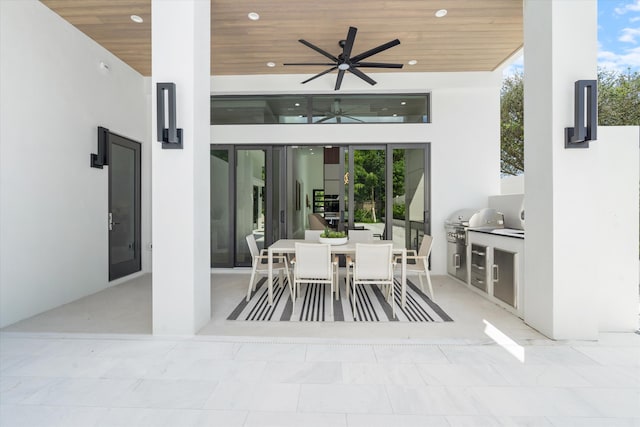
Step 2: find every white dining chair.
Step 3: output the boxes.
[291,242,338,317]
[344,229,374,292]
[245,234,292,302]
[395,235,434,300]
[346,243,395,319]
[348,229,373,242]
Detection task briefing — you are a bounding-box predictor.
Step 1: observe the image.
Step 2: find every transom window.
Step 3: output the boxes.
[211,94,430,125]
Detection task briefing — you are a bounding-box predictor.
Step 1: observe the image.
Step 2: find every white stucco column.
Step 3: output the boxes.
[151,0,211,335]
[523,0,599,339]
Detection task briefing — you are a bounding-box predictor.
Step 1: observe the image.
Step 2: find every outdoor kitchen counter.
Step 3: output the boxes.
[467,229,525,317]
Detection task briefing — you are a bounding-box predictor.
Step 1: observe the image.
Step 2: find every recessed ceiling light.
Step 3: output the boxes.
[248,12,260,21]
[294,103,300,107]
[400,101,407,105]
[393,113,398,117]
[130,15,143,23]
[408,59,418,65]
[435,9,448,18]
[266,62,276,67]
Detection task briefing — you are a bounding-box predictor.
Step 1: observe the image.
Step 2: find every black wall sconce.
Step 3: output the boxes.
[565,79,598,149]
[90,126,109,168]
[156,82,183,149]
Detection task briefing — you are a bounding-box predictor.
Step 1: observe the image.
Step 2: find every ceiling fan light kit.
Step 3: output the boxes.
[284,26,403,91]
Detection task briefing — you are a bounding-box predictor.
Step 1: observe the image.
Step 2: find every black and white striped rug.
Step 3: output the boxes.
[227,277,453,322]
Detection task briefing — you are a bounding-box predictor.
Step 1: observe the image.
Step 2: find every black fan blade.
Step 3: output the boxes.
[299,39,338,62]
[314,116,334,124]
[341,114,366,123]
[342,27,358,60]
[335,69,346,90]
[350,39,400,63]
[284,63,336,66]
[349,67,377,86]
[355,62,403,68]
[301,66,337,84]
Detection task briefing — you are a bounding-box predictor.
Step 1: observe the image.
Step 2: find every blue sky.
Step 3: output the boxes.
[598,0,640,71]
[505,0,640,75]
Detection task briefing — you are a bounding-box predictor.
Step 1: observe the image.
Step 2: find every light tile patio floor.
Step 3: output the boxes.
[1,272,639,426]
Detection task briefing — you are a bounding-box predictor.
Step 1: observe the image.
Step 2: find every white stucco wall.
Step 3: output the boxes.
[594,126,639,332]
[211,72,503,275]
[0,0,150,327]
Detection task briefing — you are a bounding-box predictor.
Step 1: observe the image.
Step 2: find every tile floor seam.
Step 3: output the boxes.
[381,382,398,415]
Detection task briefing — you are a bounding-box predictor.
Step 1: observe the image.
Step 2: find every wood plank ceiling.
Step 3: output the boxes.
[40,0,523,77]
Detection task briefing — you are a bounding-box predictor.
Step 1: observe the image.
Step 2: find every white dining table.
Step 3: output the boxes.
[267,239,407,308]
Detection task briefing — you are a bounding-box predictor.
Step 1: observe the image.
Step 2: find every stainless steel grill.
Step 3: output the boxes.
[444,208,504,282]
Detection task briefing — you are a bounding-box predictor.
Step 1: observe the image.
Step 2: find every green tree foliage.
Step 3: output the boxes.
[500,68,640,175]
[353,150,386,214]
[392,149,406,199]
[351,149,407,222]
[500,72,525,175]
[598,68,640,126]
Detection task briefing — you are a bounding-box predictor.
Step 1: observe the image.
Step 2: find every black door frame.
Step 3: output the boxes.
[108,132,142,281]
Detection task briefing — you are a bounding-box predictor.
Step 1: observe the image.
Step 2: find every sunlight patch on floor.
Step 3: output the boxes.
[483,319,525,362]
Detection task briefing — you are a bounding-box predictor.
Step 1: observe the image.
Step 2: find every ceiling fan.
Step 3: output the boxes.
[314,99,364,123]
[284,26,403,91]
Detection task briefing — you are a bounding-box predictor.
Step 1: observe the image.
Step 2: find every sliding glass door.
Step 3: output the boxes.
[210,143,429,267]
[345,144,430,250]
[210,146,285,267]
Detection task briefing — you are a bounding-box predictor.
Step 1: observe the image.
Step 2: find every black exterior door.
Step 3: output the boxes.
[109,133,141,280]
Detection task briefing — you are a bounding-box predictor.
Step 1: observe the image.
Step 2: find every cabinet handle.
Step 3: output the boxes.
[471,263,485,270]
[493,264,499,282]
[474,279,485,284]
[471,250,485,256]
[454,253,460,268]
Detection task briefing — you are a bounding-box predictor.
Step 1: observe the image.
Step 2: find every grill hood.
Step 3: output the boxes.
[445,208,505,229]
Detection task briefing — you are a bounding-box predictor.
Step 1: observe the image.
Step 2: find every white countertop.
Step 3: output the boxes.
[469,228,524,239]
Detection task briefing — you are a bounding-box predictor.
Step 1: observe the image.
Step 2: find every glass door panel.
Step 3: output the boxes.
[268,146,285,242]
[211,148,232,267]
[350,148,386,238]
[392,147,426,252]
[235,149,266,266]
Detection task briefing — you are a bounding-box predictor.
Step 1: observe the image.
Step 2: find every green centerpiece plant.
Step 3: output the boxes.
[320,228,347,239]
[319,228,348,245]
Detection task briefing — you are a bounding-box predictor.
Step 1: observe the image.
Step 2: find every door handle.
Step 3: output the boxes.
[108,212,120,231]
[493,264,499,282]
[454,253,460,269]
